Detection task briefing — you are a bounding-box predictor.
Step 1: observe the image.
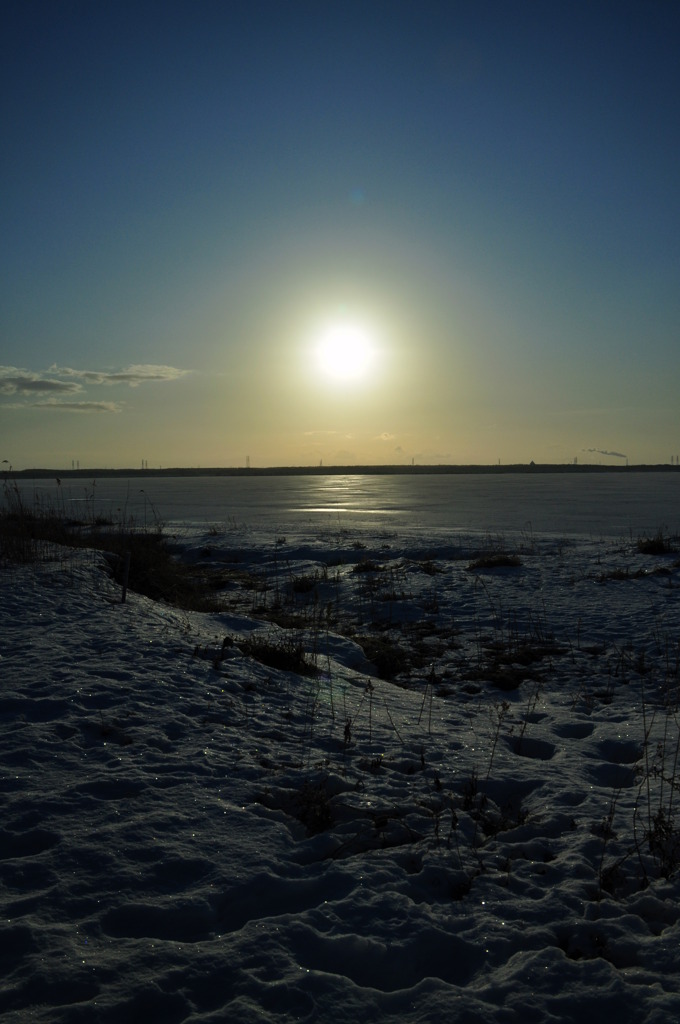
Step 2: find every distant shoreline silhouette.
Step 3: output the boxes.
[8,463,680,479]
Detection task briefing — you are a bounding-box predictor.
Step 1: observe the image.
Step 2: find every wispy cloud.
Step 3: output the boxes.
[417,451,452,462]
[32,400,121,413]
[376,432,396,442]
[582,447,628,459]
[303,430,356,441]
[0,368,82,395]
[51,364,190,387]
[1,363,189,411]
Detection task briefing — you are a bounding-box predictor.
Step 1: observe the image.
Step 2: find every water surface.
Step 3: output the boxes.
[17,472,680,540]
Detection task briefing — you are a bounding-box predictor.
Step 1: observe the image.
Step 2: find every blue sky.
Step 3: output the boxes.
[2,0,678,468]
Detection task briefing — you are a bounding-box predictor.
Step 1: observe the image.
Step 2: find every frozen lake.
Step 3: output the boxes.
[14,471,680,540]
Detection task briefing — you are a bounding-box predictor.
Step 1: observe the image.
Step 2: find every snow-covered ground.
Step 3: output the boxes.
[2,520,680,1022]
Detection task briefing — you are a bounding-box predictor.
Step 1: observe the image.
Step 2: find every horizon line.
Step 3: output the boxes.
[7,461,680,479]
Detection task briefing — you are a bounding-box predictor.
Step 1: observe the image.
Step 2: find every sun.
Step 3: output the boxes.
[315,322,375,383]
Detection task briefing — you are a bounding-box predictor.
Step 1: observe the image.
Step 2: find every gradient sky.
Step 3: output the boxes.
[2,0,679,469]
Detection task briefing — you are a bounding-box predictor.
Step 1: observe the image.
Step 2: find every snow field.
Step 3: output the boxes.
[2,524,680,1022]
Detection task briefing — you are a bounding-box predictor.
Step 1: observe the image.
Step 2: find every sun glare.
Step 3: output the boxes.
[315,322,375,383]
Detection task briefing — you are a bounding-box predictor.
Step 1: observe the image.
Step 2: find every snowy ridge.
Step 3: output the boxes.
[2,525,680,1023]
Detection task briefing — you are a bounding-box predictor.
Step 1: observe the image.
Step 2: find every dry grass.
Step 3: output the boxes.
[637,530,677,555]
[1,476,223,611]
